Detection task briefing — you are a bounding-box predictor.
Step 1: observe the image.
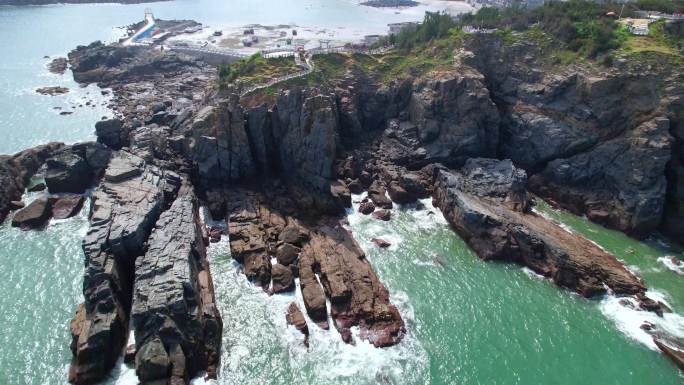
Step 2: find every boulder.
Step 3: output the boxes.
[50,194,85,220]
[372,209,391,221]
[271,263,295,293]
[45,151,92,194]
[11,197,51,229]
[95,119,125,150]
[368,180,393,209]
[285,302,309,347]
[358,201,375,215]
[278,223,309,246]
[276,243,300,266]
[135,337,169,382]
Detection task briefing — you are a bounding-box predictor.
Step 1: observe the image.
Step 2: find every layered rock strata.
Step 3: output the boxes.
[131,186,222,383]
[68,152,181,384]
[432,158,647,299]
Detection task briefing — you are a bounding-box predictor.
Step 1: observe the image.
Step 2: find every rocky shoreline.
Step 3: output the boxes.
[1,25,683,382]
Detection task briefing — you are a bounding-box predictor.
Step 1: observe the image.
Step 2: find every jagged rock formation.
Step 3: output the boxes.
[460,34,683,239]
[68,151,181,384]
[219,185,404,346]
[0,143,63,224]
[432,158,647,298]
[300,221,405,347]
[131,186,222,383]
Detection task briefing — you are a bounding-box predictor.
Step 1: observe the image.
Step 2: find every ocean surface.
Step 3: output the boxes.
[1,1,683,384]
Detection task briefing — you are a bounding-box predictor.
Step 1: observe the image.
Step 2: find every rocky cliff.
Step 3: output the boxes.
[461,34,684,240]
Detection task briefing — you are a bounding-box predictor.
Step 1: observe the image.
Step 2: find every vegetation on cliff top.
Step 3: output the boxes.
[218,54,299,89]
[223,0,683,97]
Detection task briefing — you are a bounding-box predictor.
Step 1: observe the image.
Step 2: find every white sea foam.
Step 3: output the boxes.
[521,267,546,280]
[599,292,684,351]
[658,256,684,275]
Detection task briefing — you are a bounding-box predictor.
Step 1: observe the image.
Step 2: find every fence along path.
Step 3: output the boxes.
[239,45,394,97]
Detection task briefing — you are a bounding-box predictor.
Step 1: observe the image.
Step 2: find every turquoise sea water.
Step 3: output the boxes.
[1,1,683,384]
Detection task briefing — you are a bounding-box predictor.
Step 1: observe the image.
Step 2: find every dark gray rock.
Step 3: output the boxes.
[95,119,125,150]
[132,188,222,383]
[45,152,92,194]
[135,337,169,382]
[0,143,63,224]
[68,151,180,385]
[530,117,672,238]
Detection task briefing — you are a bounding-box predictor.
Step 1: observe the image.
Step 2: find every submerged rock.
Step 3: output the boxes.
[371,237,391,248]
[36,86,69,96]
[286,302,309,347]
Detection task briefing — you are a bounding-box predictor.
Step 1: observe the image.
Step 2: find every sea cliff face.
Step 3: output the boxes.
[1,29,683,383]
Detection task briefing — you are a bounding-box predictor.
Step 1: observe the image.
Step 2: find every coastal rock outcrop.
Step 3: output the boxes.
[0,142,63,224]
[131,187,222,383]
[68,151,180,384]
[299,221,405,346]
[432,158,647,298]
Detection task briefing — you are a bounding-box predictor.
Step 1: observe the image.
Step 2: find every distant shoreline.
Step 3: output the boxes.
[0,0,168,5]
[361,0,419,8]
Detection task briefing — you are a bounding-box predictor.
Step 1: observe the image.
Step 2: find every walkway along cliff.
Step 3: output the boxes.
[0,29,683,382]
